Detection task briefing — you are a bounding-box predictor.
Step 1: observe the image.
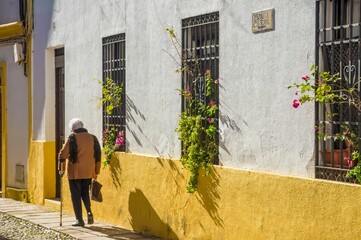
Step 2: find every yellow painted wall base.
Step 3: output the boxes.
[5,187,28,202]
[44,198,60,211]
[57,153,361,239]
[28,141,56,204]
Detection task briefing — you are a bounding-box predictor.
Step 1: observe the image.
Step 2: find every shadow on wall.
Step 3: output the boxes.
[109,154,122,189]
[219,97,247,158]
[197,167,224,228]
[155,158,185,195]
[129,188,178,240]
[126,95,167,158]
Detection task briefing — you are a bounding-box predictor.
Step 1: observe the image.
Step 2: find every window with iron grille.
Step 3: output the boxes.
[316,0,361,183]
[182,12,219,164]
[102,33,126,151]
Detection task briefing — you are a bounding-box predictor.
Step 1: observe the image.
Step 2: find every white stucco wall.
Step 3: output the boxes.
[32,0,55,141]
[0,46,29,188]
[219,1,316,177]
[42,0,316,178]
[0,0,19,24]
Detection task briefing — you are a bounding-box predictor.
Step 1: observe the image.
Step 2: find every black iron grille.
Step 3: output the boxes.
[102,33,126,151]
[316,0,361,183]
[181,12,220,164]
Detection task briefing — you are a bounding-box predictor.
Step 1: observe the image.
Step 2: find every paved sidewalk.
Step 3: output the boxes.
[0,198,160,240]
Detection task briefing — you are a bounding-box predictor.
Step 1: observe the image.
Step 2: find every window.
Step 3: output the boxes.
[102,33,126,151]
[181,12,219,164]
[316,0,361,182]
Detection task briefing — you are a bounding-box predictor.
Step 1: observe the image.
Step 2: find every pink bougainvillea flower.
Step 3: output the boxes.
[115,137,124,146]
[209,101,215,106]
[207,118,213,123]
[292,99,300,108]
[301,75,309,81]
[118,131,124,137]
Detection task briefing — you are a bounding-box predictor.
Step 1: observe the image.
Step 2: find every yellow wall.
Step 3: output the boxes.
[58,153,361,239]
[28,141,56,204]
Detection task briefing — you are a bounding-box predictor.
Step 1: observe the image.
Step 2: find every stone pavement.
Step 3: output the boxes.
[0,197,160,240]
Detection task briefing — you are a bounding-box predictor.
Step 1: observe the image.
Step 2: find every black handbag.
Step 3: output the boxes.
[90,179,103,202]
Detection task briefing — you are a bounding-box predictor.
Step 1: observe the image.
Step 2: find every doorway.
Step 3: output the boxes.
[55,48,64,198]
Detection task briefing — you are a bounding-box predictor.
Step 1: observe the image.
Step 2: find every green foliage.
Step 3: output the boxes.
[97,77,123,115]
[94,77,124,167]
[166,27,219,193]
[289,65,361,181]
[102,128,118,167]
[102,128,125,167]
[176,70,219,193]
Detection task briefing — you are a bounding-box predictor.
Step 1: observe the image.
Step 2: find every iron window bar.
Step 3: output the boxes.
[102,33,126,152]
[181,12,220,164]
[315,0,361,183]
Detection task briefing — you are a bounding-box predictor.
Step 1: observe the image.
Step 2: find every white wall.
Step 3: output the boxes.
[219,0,316,177]
[0,0,19,24]
[32,0,55,141]
[44,0,316,178]
[0,46,29,188]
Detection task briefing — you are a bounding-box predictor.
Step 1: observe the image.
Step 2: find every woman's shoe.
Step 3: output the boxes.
[87,212,94,224]
[72,220,85,227]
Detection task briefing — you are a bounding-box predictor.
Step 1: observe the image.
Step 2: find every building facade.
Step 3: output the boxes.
[0,0,30,200]
[1,0,361,239]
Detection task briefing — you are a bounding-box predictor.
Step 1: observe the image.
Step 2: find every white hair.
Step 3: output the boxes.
[69,118,84,131]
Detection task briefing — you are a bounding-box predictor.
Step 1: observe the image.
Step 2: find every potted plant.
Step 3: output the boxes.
[289,66,361,177]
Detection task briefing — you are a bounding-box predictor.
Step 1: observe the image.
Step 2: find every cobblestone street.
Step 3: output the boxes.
[0,212,75,240]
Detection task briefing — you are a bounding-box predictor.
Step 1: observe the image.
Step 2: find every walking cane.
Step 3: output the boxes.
[58,160,64,227]
[60,174,62,226]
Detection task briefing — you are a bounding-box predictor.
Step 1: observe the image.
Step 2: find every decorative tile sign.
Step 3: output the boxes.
[252,8,274,33]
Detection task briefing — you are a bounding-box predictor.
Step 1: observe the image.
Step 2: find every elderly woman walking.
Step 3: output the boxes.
[58,118,101,227]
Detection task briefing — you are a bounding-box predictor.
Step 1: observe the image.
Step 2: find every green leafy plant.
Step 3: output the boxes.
[176,70,219,193]
[97,77,124,115]
[289,65,361,181]
[95,77,124,167]
[166,27,219,193]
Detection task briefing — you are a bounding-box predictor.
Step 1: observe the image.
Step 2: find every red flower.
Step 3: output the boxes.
[209,101,215,106]
[301,75,309,81]
[292,99,300,108]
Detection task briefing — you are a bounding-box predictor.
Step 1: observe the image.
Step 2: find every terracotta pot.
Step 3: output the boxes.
[323,149,351,168]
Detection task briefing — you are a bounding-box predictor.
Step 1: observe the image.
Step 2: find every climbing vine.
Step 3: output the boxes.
[97,77,124,115]
[166,27,219,193]
[95,77,125,167]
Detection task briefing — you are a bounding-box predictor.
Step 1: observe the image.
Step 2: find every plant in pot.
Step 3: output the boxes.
[289,66,361,179]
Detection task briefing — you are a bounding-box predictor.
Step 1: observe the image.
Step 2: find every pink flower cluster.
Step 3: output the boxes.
[292,75,309,109]
[344,156,357,169]
[292,99,300,109]
[115,131,125,147]
[302,75,310,81]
